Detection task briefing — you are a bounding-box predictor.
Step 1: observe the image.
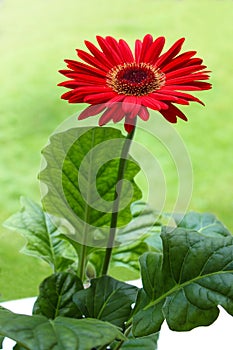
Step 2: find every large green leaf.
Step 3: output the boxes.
[39,126,142,247]
[133,227,233,336]
[0,308,125,350]
[33,272,83,319]
[3,197,76,272]
[121,332,159,349]
[174,211,231,237]
[73,275,138,328]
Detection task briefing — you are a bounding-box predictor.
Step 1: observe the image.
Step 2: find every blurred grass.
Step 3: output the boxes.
[0,0,232,300]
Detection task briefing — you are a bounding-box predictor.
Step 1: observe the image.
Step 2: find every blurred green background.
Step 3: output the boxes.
[0,0,232,301]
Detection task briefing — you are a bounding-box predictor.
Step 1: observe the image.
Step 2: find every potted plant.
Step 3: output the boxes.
[1,34,232,350]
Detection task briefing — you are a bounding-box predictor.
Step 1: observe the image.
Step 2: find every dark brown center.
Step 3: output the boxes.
[106,62,165,96]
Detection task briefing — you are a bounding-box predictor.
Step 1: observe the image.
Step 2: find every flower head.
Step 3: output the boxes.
[58,34,211,132]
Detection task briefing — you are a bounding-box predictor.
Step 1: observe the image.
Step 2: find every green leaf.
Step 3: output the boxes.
[0,335,4,348]
[110,240,149,273]
[139,252,163,300]
[133,299,164,337]
[121,332,159,349]
[39,127,142,247]
[0,308,125,350]
[73,275,138,328]
[13,344,27,349]
[3,197,77,272]
[133,227,233,336]
[33,272,83,319]
[174,211,231,237]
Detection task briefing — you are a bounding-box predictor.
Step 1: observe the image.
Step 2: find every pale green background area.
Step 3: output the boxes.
[0,0,232,300]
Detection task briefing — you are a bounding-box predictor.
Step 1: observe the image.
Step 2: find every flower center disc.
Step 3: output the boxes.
[107,62,165,96]
[122,68,148,83]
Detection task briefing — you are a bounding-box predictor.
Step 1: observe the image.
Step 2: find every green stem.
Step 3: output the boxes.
[112,325,132,350]
[102,124,136,275]
[77,244,87,281]
[97,325,132,350]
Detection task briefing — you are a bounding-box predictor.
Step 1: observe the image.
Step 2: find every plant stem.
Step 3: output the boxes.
[102,125,136,275]
[112,325,133,350]
[77,193,90,281]
[77,244,87,281]
[98,325,132,350]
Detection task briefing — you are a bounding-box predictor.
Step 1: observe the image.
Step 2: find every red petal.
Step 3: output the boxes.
[98,106,116,125]
[139,34,154,62]
[156,38,185,68]
[157,89,205,105]
[161,51,197,72]
[76,49,109,72]
[110,104,126,123]
[78,104,106,120]
[119,39,134,62]
[149,92,189,105]
[138,106,150,121]
[105,36,125,63]
[84,92,116,104]
[122,96,141,115]
[64,59,106,78]
[161,82,212,91]
[84,40,113,68]
[135,39,142,63]
[68,93,86,103]
[165,65,207,79]
[60,90,76,100]
[59,72,106,86]
[75,86,112,93]
[58,69,74,77]
[184,81,212,90]
[141,96,169,110]
[96,36,122,65]
[127,108,141,120]
[70,73,105,85]
[58,80,80,88]
[160,104,188,123]
[144,36,166,64]
[184,57,203,67]
[166,73,210,85]
[105,95,125,107]
[60,87,88,102]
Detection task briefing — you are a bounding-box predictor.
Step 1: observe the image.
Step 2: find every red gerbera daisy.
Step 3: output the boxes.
[58,34,211,132]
